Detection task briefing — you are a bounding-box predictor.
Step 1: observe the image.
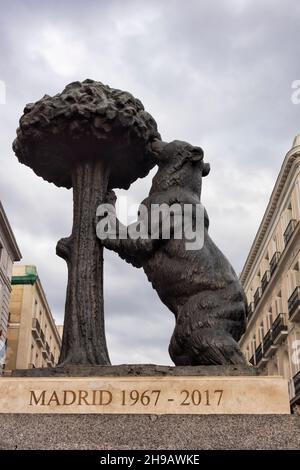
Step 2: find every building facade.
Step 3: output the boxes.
[5,265,61,370]
[239,135,300,407]
[0,202,22,370]
[56,324,64,340]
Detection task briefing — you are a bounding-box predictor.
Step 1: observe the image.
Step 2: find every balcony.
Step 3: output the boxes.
[253,287,262,309]
[291,371,300,406]
[284,219,297,247]
[42,341,50,360]
[46,350,55,367]
[261,271,270,294]
[294,371,300,398]
[32,318,41,340]
[288,286,300,322]
[249,317,287,368]
[255,344,264,366]
[247,302,254,320]
[272,314,288,345]
[262,329,275,358]
[270,252,281,276]
[40,330,45,346]
[32,318,45,347]
[42,348,48,359]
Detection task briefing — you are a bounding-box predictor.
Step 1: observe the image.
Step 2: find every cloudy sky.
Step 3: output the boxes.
[1,0,300,365]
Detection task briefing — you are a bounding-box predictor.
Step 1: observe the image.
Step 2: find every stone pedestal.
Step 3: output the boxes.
[0,414,299,450]
[0,364,296,450]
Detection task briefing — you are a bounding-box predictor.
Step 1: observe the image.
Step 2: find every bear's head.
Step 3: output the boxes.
[150,140,210,195]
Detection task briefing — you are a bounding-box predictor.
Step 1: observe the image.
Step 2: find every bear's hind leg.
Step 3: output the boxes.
[190,327,246,365]
[169,322,246,366]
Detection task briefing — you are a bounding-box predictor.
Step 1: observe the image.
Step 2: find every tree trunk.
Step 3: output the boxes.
[56,159,110,365]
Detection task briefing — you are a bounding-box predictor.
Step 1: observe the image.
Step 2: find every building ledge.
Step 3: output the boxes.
[11,274,37,285]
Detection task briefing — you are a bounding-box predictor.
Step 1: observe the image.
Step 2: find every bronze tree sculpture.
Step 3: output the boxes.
[13,79,160,365]
[101,140,247,365]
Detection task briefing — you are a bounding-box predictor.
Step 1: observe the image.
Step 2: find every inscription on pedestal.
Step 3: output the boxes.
[0,376,290,414]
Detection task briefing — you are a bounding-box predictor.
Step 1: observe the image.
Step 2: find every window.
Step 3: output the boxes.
[6,258,13,279]
[30,344,34,363]
[283,202,297,246]
[0,283,3,313]
[246,347,249,361]
[271,234,278,254]
[275,291,283,315]
[291,262,300,291]
[267,308,273,329]
[286,202,293,223]
[33,300,38,317]
[0,249,7,270]
[282,350,290,380]
[259,322,264,343]
[252,336,257,355]
[263,252,269,270]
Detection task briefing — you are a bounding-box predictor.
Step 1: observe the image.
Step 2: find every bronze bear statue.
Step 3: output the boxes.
[100,140,246,365]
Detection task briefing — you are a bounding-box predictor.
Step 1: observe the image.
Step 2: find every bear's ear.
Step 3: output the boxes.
[202,162,210,177]
[190,146,204,162]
